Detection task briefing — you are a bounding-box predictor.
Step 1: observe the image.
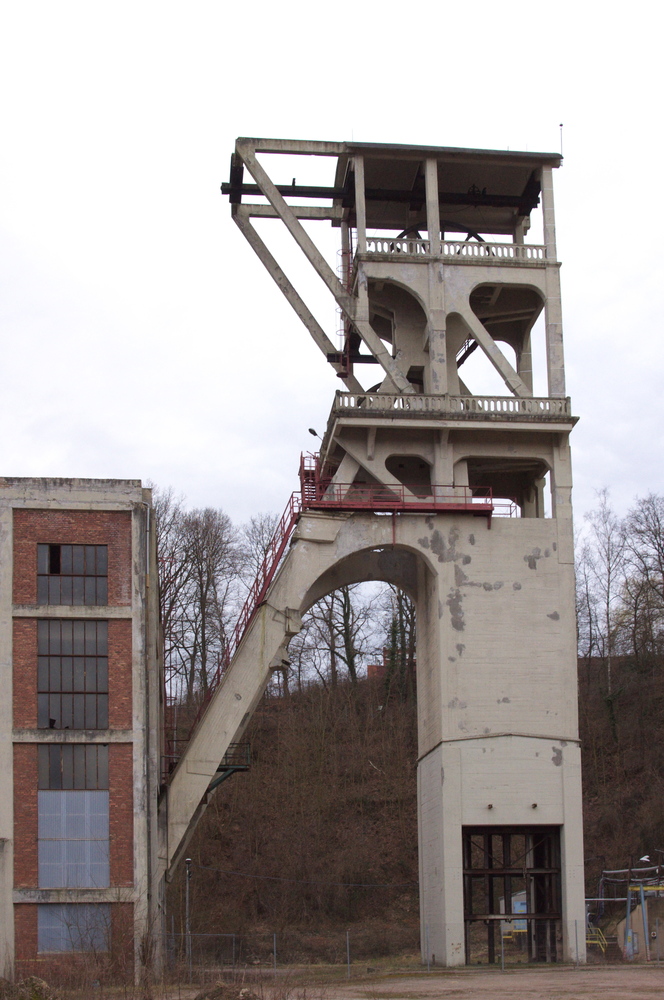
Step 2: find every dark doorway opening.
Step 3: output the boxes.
[463,826,561,964]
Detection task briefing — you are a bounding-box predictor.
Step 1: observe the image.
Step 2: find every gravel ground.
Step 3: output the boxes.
[321,966,664,1000]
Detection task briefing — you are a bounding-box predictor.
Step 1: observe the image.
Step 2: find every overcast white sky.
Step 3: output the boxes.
[1,2,662,526]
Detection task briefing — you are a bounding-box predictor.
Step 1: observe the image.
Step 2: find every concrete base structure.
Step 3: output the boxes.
[160,137,588,965]
[163,508,586,964]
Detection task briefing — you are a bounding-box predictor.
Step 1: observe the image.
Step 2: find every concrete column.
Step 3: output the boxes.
[518,332,534,393]
[551,436,573,520]
[353,156,367,253]
[132,503,151,980]
[541,167,557,259]
[426,260,448,395]
[541,167,566,397]
[560,744,587,963]
[419,744,465,966]
[0,504,14,979]
[423,158,447,395]
[425,159,441,255]
[432,430,453,498]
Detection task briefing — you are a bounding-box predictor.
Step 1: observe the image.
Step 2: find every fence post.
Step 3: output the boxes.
[185,858,192,982]
[426,923,430,972]
[575,920,579,967]
[273,932,277,977]
[658,918,660,966]
[346,930,351,978]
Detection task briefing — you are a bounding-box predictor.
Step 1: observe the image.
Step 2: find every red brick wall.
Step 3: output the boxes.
[13,619,37,728]
[111,902,135,978]
[14,904,37,963]
[13,509,132,606]
[12,618,133,730]
[109,620,132,729]
[14,745,38,888]
[110,744,134,886]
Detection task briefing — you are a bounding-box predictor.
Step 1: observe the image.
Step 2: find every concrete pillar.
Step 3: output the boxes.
[518,331,534,394]
[354,156,366,253]
[541,167,566,397]
[419,744,465,966]
[0,505,14,979]
[561,744,587,963]
[425,159,441,255]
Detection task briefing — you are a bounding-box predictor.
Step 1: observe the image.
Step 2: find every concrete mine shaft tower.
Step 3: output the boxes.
[161,138,585,966]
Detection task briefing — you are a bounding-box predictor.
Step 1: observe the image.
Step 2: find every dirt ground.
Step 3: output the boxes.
[321,966,664,1000]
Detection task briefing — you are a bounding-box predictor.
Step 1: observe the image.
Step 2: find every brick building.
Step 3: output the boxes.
[0,479,162,979]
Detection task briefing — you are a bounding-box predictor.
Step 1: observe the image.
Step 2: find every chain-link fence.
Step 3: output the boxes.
[166,926,421,982]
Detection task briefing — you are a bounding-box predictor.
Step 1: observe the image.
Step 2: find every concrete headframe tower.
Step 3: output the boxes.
[162,138,584,966]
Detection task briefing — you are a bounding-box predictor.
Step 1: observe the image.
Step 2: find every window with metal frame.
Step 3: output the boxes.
[37,544,108,605]
[38,790,110,888]
[38,744,109,790]
[37,745,110,890]
[38,903,110,953]
[38,620,108,729]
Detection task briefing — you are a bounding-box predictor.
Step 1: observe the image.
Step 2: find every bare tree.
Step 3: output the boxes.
[289,585,383,690]
[582,489,626,695]
[152,487,245,706]
[179,508,244,700]
[381,586,417,702]
[241,511,279,584]
[620,493,664,674]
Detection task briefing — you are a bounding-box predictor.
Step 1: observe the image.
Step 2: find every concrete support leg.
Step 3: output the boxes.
[561,744,587,963]
[418,745,465,967]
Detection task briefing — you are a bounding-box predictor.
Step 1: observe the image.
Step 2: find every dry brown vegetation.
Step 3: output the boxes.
[168,656,664,955]
[167,680,420,961]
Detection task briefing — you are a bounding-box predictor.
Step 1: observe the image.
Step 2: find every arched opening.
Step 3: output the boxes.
[366,281,429,392]
[459,455,550,518]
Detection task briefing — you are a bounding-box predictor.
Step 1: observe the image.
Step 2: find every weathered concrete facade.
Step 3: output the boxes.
[161,139,585,965]
[0,479,161,979]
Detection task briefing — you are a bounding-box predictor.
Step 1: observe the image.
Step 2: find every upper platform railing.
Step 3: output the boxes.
[362,237,547,264]
[331,391,572,419]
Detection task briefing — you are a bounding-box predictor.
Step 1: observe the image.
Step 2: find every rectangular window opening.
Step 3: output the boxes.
[38,621,108,729]
[38,903,111,953]
[37,544,108,606]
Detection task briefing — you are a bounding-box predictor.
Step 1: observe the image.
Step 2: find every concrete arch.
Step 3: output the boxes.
[453,451,552,473]
[368,275,429,319]
[300,542,425,613]
[467,278,546,302]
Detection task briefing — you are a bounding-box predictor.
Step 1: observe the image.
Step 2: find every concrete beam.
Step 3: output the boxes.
[236,141,415,395]
[232,208,364,393]
[456,309,530,398]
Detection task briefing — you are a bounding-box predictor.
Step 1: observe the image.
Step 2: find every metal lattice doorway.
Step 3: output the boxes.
[463,826,562,964]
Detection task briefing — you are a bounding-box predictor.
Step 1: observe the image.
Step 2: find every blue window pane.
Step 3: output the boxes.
[38,904,110,953]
